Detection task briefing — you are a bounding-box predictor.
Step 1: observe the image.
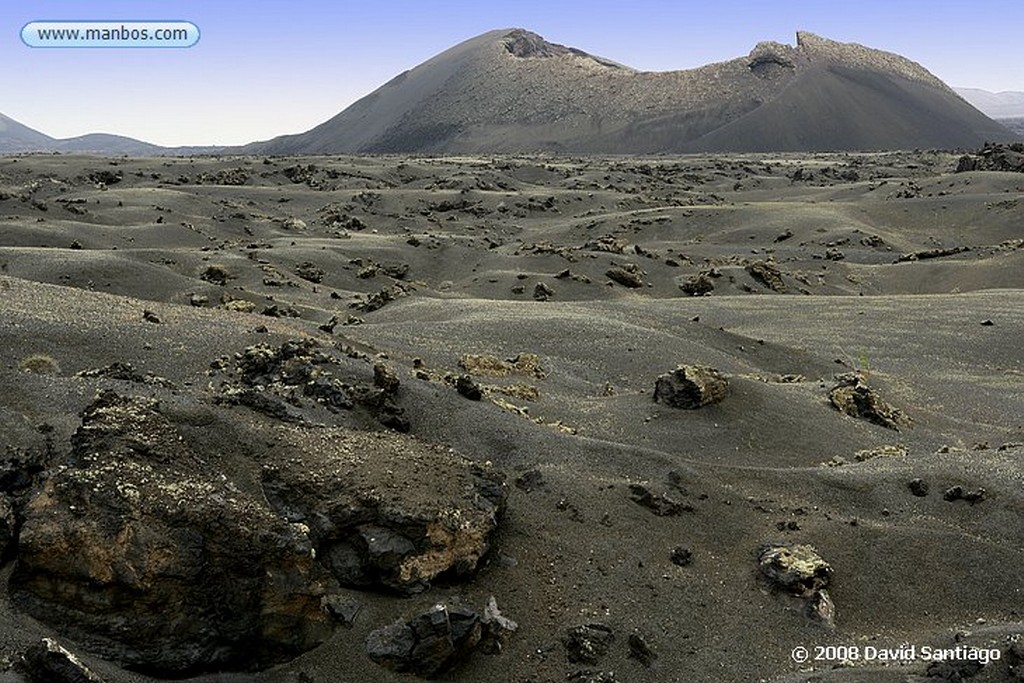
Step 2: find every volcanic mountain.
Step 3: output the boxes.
[245,29,1014,154]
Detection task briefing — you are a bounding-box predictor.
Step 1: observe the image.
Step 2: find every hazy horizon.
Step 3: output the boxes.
[4,0,1024,147]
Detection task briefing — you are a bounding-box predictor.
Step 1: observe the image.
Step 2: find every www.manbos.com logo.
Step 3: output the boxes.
[22,21,199,48]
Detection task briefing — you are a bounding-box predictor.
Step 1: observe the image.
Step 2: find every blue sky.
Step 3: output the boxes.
[4,0,1023,146]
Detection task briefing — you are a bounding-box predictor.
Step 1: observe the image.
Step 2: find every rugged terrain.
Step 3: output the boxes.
[1,149,1023,682]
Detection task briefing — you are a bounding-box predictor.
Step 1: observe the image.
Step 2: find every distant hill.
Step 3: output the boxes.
[0,112,221,156]
[243,29,1015,155]
[955,87,1024,119]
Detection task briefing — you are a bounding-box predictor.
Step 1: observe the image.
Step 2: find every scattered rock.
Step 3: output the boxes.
[366,603,482,677]
[460,353,546,379]
[670,546,693,566]
[455,374,483,400]
[907,478,930,497]
[295,261,325,283]
[759,543,833,598]
[628,630,657,668]
[533,281,555,300]
[322,595,361,627]
[746,260,787,292]
[897,245,971,263]
[366,598,515,676]
[679,273,714,296]
[943,485,986,504]
[514,469,545,493]
[351,284,410,313]
[188,294,207,307]
[199,264,231,285]
[829,373,907,431]
[854,444,907,461]
[629,484,692,516]
[75,362,175,388]
[564,623,614,664]
[17,638,105,683]
[606,264,645,288]
[142,309,162,324]
[653,365,728,409]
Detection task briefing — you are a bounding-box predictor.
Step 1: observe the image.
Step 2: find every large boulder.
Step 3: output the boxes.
[10,392,335,675]
[262,425,508,594]
[366,603,483,677]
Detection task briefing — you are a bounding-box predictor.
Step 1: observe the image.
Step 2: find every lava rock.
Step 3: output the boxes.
[943,485,986,504]
[829,373,907,431]
[759,543,833,597]
[908,478,930,497]
[679,273,714,296]
[261,429,507,595]
[605,265,645,288]
[629,484,692,516]
[480,596,519,654]
[533,281,555,300]
[456,374,484,400]
[628,630,657,667]
[366,603,483,677]
[670,546,694,566]
[653,365,728,409]
[18,638,105,683]
[746,260,787,292]
[564,623,614,664]
[11,392,335,675]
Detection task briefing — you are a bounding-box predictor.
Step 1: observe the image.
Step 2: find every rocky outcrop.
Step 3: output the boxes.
[11,392,335,675]
[653,365,728,409]
[262,426,507,594]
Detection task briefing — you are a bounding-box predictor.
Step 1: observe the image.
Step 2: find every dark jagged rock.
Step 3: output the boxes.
[829,372,907,431]
[628,484,693,516]
[628,630,657,667]
[18,638,105,683]
[943,485,986,504]
[365,602,487,677]
[11,392,335,675]
[262,428,507,595]
[455,374,483,400]
[908,478,930,497]
[653,365,728,409]
[351,284,410,312]
[75,362,176,388]
[670,546,694,567]
[564,623,614,664]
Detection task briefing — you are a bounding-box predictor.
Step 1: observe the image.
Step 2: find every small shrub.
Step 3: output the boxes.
[19,353,60,375]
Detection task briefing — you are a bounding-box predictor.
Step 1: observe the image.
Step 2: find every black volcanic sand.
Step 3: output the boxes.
[1,152,1023,682]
